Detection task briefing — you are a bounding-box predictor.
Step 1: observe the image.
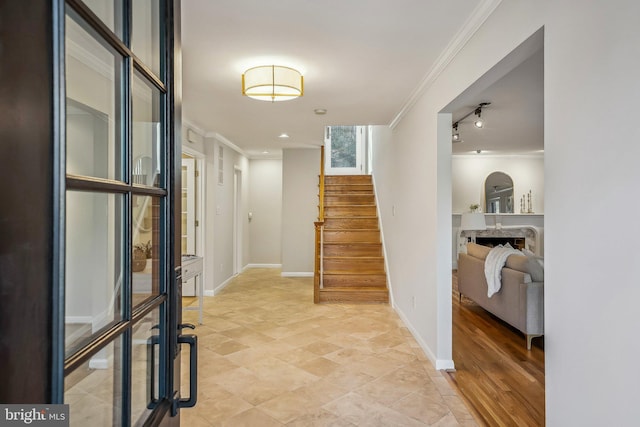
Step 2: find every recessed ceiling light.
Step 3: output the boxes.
[314,108,327,115]
[279,133,289,138]
[262,150,269,154]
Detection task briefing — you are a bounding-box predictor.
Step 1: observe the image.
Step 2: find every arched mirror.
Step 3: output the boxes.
[485,171,514,213]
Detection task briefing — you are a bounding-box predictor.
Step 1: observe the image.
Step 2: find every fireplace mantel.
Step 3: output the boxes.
[453,214,544,262]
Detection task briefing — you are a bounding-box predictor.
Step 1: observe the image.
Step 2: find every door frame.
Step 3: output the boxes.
[233,167,243,275]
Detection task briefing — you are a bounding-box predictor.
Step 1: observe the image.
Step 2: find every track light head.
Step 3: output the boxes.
[474,107,484,128]
[452,122,461,142]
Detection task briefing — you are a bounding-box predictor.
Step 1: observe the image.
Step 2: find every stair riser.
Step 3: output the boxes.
[323,230,380,243]
[323,258,385,272]
[318,289,389,303]
[323,218,379,229]
[324,175,372,185]
[322,244,382,257]
[322,274,387,287]
[325,195,375,205]
[324,206,377,217]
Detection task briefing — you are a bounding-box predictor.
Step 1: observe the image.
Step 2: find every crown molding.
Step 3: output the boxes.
[207,131,247,157]
[182,119,205,137]
[389,0,503,129]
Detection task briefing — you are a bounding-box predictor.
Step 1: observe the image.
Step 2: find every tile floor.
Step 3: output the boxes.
[179,268,477,426]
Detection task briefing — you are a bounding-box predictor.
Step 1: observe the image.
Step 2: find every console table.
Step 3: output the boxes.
[182,255,204,324]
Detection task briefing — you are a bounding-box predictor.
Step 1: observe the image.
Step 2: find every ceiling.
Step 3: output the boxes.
[450,48,544,155]
[181,0,542,158]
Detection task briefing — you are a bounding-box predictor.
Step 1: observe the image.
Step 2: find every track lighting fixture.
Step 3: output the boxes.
[452,122,461,142]
[451,102,490,143]
[473,107,485,128]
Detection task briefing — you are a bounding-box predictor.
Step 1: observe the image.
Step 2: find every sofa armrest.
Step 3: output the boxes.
[519,281,544,335]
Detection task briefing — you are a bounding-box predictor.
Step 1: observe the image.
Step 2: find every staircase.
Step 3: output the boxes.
[314,175,389,303]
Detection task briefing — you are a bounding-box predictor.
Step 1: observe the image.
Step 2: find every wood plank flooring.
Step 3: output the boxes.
[448,271,545,426]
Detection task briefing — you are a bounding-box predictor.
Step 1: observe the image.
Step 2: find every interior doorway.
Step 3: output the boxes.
[442,28,545,425]
[181,149,205,296]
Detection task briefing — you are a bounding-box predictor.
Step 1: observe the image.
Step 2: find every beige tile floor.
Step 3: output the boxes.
[180,268,477,426]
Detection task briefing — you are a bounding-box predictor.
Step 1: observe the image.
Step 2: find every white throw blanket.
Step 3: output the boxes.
[484,245,521,297]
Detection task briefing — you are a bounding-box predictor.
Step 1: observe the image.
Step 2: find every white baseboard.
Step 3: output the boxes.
[281,272,313,277]
[203,290,215,297]
[212,275,235,296]
[394,306,455,371]
[245,263,282,269]
[65,316,92,324]
[89,358,109,370]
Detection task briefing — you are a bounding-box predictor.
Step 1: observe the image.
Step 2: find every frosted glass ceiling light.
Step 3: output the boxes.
[242,65,303,102]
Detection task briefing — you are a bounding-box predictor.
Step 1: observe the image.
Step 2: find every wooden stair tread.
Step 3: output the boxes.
[324,270,386,277]
[320,286,387,291]
[323,228,380,232]
[323,204,376,207]
[323,241,381,245]
[322,216,378,219]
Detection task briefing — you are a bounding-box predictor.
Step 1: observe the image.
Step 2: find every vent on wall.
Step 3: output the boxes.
[187,128,203,145]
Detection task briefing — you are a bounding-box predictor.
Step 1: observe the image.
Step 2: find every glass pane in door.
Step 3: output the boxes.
[132,195,162,306]
[132,70,162,188]
[81,0,123,37]
[65,8,124,181]
[325,125,363,175]
[330,126,357,168]
[65,191,123,356]
[131,306,162,425]
[132,0,161,77]
[64,336,123,426]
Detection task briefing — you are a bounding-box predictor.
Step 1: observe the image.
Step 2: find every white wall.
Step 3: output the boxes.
[543,1,640,424]
[281,148,320,275]
[452,155,544,213]
[203,136,249,293]
[373,0,640,424]
[248,159,283,265]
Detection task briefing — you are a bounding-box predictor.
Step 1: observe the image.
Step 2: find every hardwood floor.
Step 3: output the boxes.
[448,271,545,427]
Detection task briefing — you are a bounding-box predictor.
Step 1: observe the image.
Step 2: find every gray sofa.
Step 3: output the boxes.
[457,243,544,349]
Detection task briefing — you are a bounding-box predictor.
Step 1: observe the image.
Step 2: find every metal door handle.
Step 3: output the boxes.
[177,334,198,408]
[147,334,160,409]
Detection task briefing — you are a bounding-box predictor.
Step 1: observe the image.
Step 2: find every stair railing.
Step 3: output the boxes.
[314,146,326,303]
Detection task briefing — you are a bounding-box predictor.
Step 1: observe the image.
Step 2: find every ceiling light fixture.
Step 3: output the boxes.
[451,102,490,141]
[474,106,485,128]
[314,108,327,115]
[452,122,461,142]
[242,65,303,102]
[278,133,289,138]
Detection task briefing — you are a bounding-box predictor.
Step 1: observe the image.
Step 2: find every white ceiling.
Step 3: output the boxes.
[450,48,544,155]
[181,1,541,158]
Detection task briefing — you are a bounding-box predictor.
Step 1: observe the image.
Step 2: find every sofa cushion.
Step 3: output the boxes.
[522,248,544,282]
[467,243,491,260]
